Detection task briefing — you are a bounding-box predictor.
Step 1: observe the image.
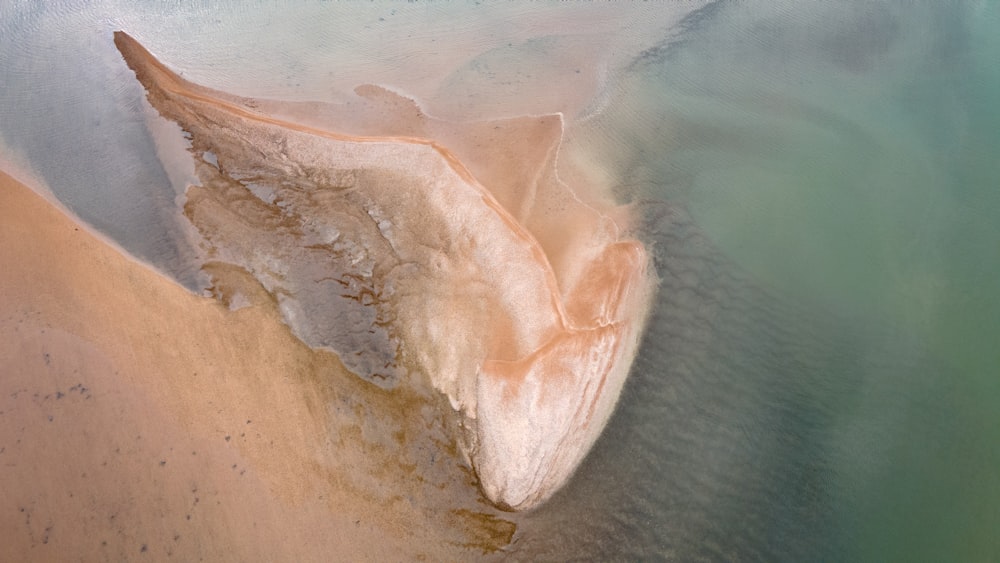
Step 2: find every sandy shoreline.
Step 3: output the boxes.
[0,168,514,560]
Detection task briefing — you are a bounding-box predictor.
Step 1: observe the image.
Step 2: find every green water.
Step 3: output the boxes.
[637,2,1000,559]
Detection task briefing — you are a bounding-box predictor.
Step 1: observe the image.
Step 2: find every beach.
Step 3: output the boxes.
[0,168,515,560]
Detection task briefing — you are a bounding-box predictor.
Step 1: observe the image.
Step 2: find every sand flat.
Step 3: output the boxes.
[0,169,515,560]
[114,31,655,511]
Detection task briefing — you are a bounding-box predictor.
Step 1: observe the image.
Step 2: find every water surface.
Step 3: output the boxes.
[2,1,998,560]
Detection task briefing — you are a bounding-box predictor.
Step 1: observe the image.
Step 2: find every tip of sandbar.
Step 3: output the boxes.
[113,30,149,74]
[113,31,188,99]
[112,30,137,53]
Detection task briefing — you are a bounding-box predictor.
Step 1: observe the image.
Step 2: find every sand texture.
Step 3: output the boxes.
[112,31,656,511]
[0,169,519,560]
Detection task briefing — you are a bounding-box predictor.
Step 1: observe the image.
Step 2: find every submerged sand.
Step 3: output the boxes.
[0,169,515,560]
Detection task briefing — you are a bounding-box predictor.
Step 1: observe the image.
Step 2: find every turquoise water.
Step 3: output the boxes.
[655,5,1000,559]
[2,1,998,559]
[515,2,1000,560]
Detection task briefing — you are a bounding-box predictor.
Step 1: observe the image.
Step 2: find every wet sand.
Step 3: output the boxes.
[113,31,655,510]
[0,168,515,560]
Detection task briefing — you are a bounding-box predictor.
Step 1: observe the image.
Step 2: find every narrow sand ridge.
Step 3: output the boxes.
[0,169,519,560]
[114,31,656,510]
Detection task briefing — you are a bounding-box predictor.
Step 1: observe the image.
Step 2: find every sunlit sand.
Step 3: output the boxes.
[0,167,526,559]
[114,31,656,510]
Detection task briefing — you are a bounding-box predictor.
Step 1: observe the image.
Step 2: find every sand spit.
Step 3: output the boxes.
[0,169,516,560]
[114,31,656,510]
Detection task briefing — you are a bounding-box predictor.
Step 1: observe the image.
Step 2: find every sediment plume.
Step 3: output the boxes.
[114,31,656,510]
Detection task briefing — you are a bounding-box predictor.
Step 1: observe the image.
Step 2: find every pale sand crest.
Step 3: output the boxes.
[0,169,516,560]
[113,31,656,511]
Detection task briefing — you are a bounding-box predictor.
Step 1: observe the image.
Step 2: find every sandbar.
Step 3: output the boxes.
[113,30,656,511]
[0,168,515,560]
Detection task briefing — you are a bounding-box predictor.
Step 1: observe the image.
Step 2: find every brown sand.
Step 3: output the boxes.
[0,169,516,561]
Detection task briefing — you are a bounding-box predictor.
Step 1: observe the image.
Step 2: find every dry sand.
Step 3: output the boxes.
[0,168,516,561]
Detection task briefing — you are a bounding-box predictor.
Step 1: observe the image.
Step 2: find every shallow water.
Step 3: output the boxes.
[513,2,1000,560]
[2,1,998,559]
